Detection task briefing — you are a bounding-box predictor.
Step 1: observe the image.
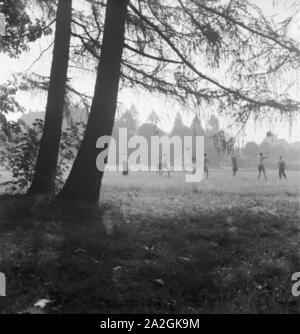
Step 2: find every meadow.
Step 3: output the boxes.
[0,168,299,313]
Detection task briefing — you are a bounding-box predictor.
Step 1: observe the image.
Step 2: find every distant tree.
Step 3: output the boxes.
[206,115,231,156]
[127,103,139,119]
[171,113,191,138]
[137,122,166,166]
[190,115,206,158]
[244,141,259,158]
[206,142,221,167]
[272,145,286,158]
[112,105,139,165]
[147,110,160,127]
[286,147,297,161]
[146,110,161,137]
[137,122,166,140]
[206,115,220,136]
[259,141,272,155]
[190,115,206,137]
[114,105,139,138]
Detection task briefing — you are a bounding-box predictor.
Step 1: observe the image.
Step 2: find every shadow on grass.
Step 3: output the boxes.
[0,194,299,314]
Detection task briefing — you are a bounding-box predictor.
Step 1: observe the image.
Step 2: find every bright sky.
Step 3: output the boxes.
[0,0,299,144]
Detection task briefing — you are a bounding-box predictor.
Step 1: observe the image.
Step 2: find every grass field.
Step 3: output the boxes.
[0,168,299,313]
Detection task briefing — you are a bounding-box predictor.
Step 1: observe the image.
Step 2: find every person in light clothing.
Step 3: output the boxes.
[257,152,268,180]
[160,154,170,177]
[122,153,128,176]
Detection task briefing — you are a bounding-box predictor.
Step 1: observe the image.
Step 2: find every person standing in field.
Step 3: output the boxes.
[257,152,268,180]
[276,156,287,179]
[204,153,209,179]
[231,153,238,177]
[158,156,162,174]
[160,153,170,177]
[122,153,128,176]
[192,156,196,175]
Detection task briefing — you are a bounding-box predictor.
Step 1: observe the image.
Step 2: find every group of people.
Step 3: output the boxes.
[158,152,288,180]
[256,152,287,180]
[157,153,209,178]
[157,152,234,179]
[222,152,287,180]
[122,152,288,180]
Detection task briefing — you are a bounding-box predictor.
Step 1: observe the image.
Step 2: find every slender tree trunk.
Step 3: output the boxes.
[28,0,72,195]
[58,0,129,203]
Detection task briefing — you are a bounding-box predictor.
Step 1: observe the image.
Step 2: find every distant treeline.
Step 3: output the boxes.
[18,104,300,170]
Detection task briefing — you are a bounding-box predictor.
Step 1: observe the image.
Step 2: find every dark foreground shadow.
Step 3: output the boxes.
[0,194,299,314]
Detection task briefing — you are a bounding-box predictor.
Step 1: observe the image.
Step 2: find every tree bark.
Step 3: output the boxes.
[58,0,129,203]
[28,0,72,195]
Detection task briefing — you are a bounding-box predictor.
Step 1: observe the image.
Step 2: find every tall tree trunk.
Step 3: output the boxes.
[28,0,72,195]
[58,0,129,203]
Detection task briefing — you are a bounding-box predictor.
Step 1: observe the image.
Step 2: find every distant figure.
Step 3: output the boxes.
[231,154,238,177]
[276,156,287,179]
[122,153,128,176]
[160,153,170,177]
[204,153,209,179]
[257,152,268,180]
[158,157,162,174]
[192,156,196,175]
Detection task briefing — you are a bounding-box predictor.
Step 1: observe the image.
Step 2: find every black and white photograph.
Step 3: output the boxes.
[0,0,299,317]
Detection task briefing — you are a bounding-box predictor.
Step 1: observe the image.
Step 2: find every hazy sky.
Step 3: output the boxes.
[0,0,299,144]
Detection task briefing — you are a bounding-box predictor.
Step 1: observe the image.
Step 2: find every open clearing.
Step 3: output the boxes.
[0,169,299,313]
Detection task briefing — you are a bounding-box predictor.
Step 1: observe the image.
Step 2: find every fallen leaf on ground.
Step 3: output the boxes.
[154,278,165,286]
[73,248,87,255]
[178,257,192,262]
[34,299,51,309]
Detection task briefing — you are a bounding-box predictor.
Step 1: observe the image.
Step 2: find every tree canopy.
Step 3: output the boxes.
[69,0,299,128]
[0,0,54,57]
